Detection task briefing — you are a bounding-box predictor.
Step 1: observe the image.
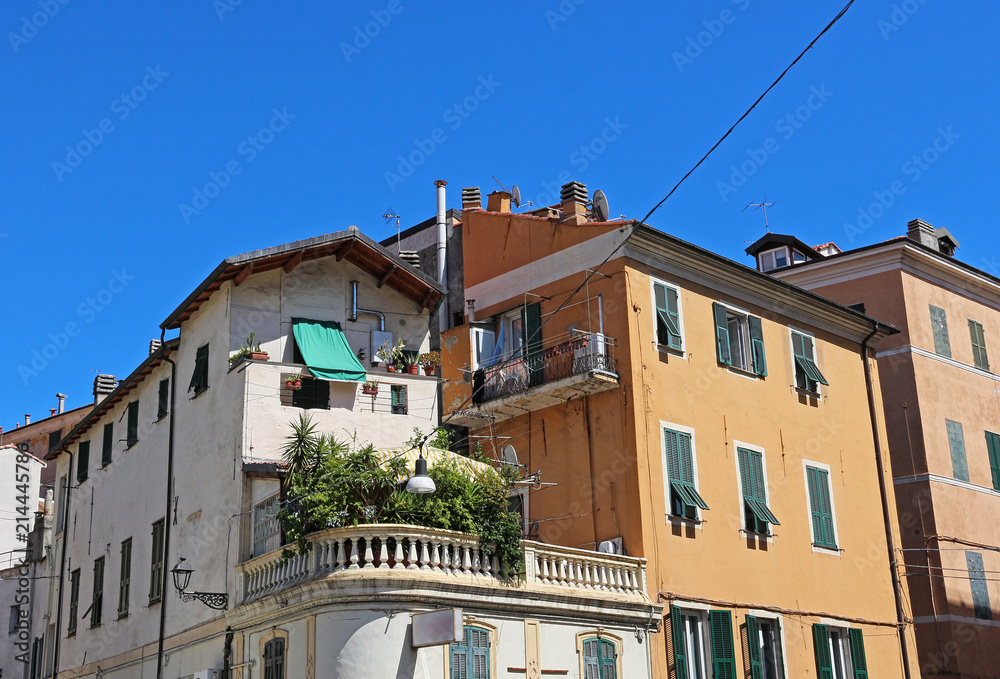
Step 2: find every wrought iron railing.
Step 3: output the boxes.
[472,334,616,404]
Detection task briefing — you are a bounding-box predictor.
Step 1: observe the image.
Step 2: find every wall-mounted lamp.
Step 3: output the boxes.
[170,557,229,610]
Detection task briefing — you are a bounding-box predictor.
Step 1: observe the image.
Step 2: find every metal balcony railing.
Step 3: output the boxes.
[472,334,616,405]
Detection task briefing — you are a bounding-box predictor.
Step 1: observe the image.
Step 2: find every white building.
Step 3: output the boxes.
[41,227,660,679]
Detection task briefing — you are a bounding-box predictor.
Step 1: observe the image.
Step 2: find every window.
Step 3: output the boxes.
[90,557,104,627]
[669,606,709,679]
[451,625,490,679]
[102,423,114,467]
[471,327,496,369]
[48,430,62,454]
[9,605,20,634]
[391,384,408,415]
[791,331,828,392]
[929,305,951,357]
[806,465,837,549]
[946,419,970,482]
[188,343,210,395]
[712,303,767,376]
[126,401,139,448]
[967,551,992,620]
[709,610,736,679]
[737,447,779,535]
[263,638,285,679]
[653,280,682,350]
[157,378,170,419]
[149,519,165,604]
[746,615,784,679]
[792,249,807,264]
[582,637,617,679]
[986,431,1000,491]
[118,538,132,618]
[77,441,90,483]
[813,624,869,679]
[758,248,789,272]
[285,375,330,410]
[252,495,281,558]
[67,569,80,637]
[663,428,709,520]
[56,476,67,533]
[508,488,530,537]
[969,319,990,371]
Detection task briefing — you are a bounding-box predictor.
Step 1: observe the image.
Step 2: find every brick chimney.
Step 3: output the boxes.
[486,191,511,213]
[907,219,938,250]
[560,181,588,225]
[462,187,482,210]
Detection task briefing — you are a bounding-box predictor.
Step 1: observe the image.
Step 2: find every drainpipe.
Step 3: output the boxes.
[861,322,913,679]
[223,627,234,679]
[156,329,178,679]
[51,462,72,679]
[349,281,386,330]
[435,180,448,334]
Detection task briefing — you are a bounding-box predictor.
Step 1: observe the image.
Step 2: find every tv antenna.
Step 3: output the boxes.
[743,197,777,232]
[383,207,401,249]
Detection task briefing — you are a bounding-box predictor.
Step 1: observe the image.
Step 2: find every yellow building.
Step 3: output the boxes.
[440,183,917,679]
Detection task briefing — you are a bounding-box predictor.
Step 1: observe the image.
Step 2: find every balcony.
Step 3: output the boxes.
[235,524,650,612]
[449,334,618,428]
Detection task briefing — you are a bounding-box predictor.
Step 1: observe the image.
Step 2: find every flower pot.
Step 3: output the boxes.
[386,365,396,373]
[284,380,302,390]
[249,351,269,361]
[362,386,378,396]
[422,366,436,376]
[406,366,419,375]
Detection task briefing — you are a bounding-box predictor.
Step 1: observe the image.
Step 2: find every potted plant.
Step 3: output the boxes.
[361,379,379,396]
[401,352,421,375]
[377,338,406,372]
[229,333,269,366]
[284,373,303,390]
[418,351,441,376]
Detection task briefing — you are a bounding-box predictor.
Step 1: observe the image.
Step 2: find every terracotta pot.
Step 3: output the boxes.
[249,352,269,360]
[422,366,436,376]
[386,365,396,372]
[362,386,378,395]
[406,366,419,375]
[284,380,302,390]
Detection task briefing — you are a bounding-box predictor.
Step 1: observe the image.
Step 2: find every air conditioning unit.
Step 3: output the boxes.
[597,537,624,555]
[193,670,221,679]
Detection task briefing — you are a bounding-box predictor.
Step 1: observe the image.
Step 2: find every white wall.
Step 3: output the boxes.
[0,449,43,568]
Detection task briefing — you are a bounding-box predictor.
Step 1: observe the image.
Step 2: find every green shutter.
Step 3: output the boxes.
[986,432,1000,491]
[946,419,970,482]
[713,303,732,365]
[126,401,139,448]
[102,423,113,467]
[157,379,169,419]
[189,344,210,393]
[746,615,763,679]
[522,303,543,387]
[848,629,868,679]
[739,448,778,531]
[709,611,736,679]
[813,624,833,679]
[583,639,600,679]
[665,430,709,518]
[469,627,489,679]
[748,315,767,377]
[654,283,682,349]
[451,638,468,679]
[77,441,90,483]
[670,606,688,679]
[969,320,990,370]
[807,467,837,549]
[930,305,951,357]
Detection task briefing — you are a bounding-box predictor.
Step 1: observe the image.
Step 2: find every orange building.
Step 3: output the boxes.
[764,219,1000,678]
[437,183,916,679]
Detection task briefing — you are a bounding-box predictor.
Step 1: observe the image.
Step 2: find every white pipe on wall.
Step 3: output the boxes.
[435,180,448,334]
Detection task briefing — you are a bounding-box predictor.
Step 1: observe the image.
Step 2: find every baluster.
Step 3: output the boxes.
[598,565,609,590]
[567,560,578,586]
[330,539,340,571]
[431,541,442,571]
[393,537,405,569]
[420,540,431,570]
[483,550,493,578]
[472,547,482,575]
[363,535,375,569]
[378,536,390,569]
[613,567,623,592]
[348,538,360,569]
[461,544,473,574]
[558,559,568,585]
[540,557,550,584]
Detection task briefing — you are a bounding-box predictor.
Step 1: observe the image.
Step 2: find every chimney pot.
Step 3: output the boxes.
[486,191,511,213]
[906,219,939,250]
[462,187,482,210]
[560,181,589,225]
[24,414,30,426]
[50,409,56,417]
[56,393,67,414]
[93,374,118,405]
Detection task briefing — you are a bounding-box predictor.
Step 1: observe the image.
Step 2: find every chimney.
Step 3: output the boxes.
[93,374,117,405]
[486,191,511,213]
[149,339,162,356]
[24,414,30,426]
[49,409,56,417]
[462,187,482,210]
[398,250,421,269]
[56,393,66,414]
[906,219,938,250]
[560,181,588,225]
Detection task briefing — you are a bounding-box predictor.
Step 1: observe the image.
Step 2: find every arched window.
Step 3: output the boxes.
[263,637,285,679]
[582,637,617,679]
[450,625,491,678]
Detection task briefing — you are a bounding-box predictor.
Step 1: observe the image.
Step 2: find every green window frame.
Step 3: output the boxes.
[67,569,80,637]
[738,447,779,535]
[986,431,1000,491]
[582,637,617,679]
[451,625,490,679]
[969,319,990,370]
[806,466,837,549]
[709,610,736,679]
[157,379,170,419]
[946,419,970,482]
[149,519,165,604]
[653,281,682,350]
[391,384,408,415]
[930,305,951,357]
[663,428,709,520]
[77,441,90,484]
[263,638,285,679]
[118,538,132,619]
[188,343,210,395]
[792,331,828,391]
[102,422,114,467]
[90,557,104,628]
[126,401,139,448]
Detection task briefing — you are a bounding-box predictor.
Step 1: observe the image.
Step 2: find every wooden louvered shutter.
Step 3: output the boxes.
[670,606,688,679]
[709,611,736,679]
[748,315,767,376]
[746,615,762,679]
[812,624,833,679]
[849,628,868,679]
[713,303,732,365]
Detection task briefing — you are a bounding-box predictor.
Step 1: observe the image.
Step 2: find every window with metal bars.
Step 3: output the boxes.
[663,428,709,520]
[582,637,617,679]
[450,626,490,678]
[391,384,407,415]
[263,638,285,679]
[737,447,779,535]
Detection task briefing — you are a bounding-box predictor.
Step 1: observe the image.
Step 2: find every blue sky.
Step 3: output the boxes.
[2,0,997,424]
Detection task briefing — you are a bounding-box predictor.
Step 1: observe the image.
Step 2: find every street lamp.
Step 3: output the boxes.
[170,557,229,610]
[405,453,436,494]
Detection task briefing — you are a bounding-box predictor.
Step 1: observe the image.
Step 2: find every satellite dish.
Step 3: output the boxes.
[511,185,521,208]
[501,444,521,469]
[592,190,609,222]
[17,442,30,453]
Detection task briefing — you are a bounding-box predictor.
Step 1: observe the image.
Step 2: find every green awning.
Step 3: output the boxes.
[292,318,367,382]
